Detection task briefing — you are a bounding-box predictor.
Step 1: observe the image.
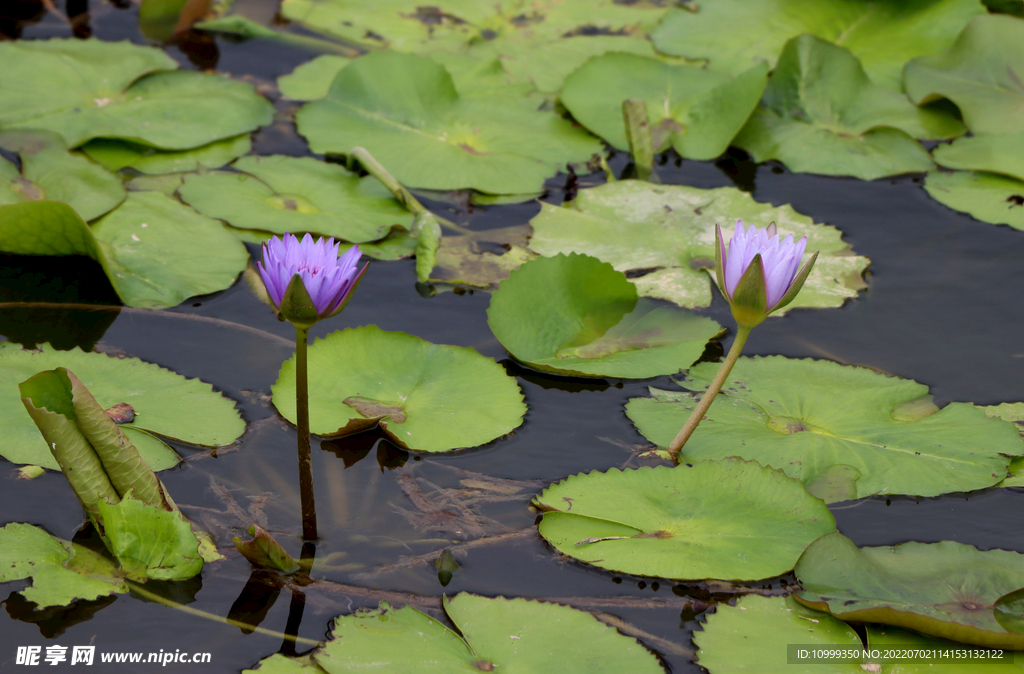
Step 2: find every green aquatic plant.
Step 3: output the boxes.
[258,233,366,540]
[666,221,816,458]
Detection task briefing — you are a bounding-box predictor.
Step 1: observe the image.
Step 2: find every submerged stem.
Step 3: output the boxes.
[295,326,317,541]
[667,326,752,458]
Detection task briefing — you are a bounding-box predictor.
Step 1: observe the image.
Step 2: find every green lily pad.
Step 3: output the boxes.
[96,493,202,582]
[251,594,663,674]
[651,0,985,91]
[0,192,250,309]
[278,55,352,101]
[80,135,252,175]
[924,171,1024,230]
[533,459,836,581]
[626,356,1023,499]
[271,325,525,452]
[695,595,867,674]
[933,134,1024,182]
[795,531,1024,649]
[0,523,126,609]
[696,593,1024,673]
[0,38,273,149]
[733,35,963,180]
[0,130,125,222]
[0,342,243,470]
[280,0,669,53]
[561,53,768,160]
[487,253,724,378]
[528,180,869,311]
[295,50,603,195]
[905,14,1024,136]
[179,155,414,243]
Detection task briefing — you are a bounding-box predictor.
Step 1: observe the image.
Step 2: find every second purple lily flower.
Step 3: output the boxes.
[716,221,818,329]
[258,233,367,328]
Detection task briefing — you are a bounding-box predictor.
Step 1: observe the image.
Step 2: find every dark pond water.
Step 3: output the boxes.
[3,2,1024,672]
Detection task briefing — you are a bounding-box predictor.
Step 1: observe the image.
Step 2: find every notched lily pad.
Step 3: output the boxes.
[651,0,985,91]
[529,180,869,312]
[271,326,525,452]
[248,593,664,674]
[905,13,1024,136]
[0,523,126,609]
[533,458,836,581]
[0,38,273,150]
[626,356,1024,498]
[0,130,125,222]
[180,155,414,244]
[0,342,244,470]
[795,531,1024,649]
[488,253,724,378]
[295,50,603,195]
[561,53,768,160]
[733,35,960,180]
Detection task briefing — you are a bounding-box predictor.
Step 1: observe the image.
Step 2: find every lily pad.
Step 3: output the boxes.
[295,50,603,195]
[487,253,724,378]
[733,35,962,180]
[561,53,768,160]
[528,181,869,311]
[795,531,1024,649]
[932,134,1024,181]
[924,170,1024,230]
[179,155,414,243]
[905,14,1024,136]
[0,523,126,609]
[278,55,352,101]
[251,594,664,674]
[625,356,1023,499]
[0,38,273,149]
[695,595,867,674]
[0,342,243,470]
[0,130,125,222]
[0,192,250,309]
[280,0,669,53]
[96,493,202,582]
[271,325,525,452]
[533,459,836,581]
[80,135,252,175]
[651,0,985,91]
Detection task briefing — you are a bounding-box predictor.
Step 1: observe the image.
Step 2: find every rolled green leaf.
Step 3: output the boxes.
[622,98,655,183]
[413,211,442,284]
[19,369,119,522]
[233,525,300,574]
[63,369,170,509]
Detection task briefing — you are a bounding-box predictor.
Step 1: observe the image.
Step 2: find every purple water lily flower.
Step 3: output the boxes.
[258,233,366,322]
[715,220,817,328]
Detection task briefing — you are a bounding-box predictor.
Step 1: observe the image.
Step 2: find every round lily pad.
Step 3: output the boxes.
[533,459,836,581]
[0,38,273,149]
[179,155,414,243]
[0,130,125,222]
[932,134,1024,182]
[795,531,1024,649]
[487,253,723,378]
[248,594,664,673]
[80,135,252,175]
[905,14,1024,136]
[562,53,767,160]
[733,35,962,180]
[0,342,244,470]
[626,356,1024,499]
[695,595,867,674]
[651,0,984,91]
[271,325,526,452]
[295,50,603,195]
[924,170,1024,230]
[528,181,869,311]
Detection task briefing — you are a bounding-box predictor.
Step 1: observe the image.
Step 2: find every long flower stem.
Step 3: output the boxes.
[667,325,752,459]
[295,326,317,541]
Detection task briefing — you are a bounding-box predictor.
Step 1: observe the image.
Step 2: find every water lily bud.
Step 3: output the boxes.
[715,220,818,328]
[257,233,367,328]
